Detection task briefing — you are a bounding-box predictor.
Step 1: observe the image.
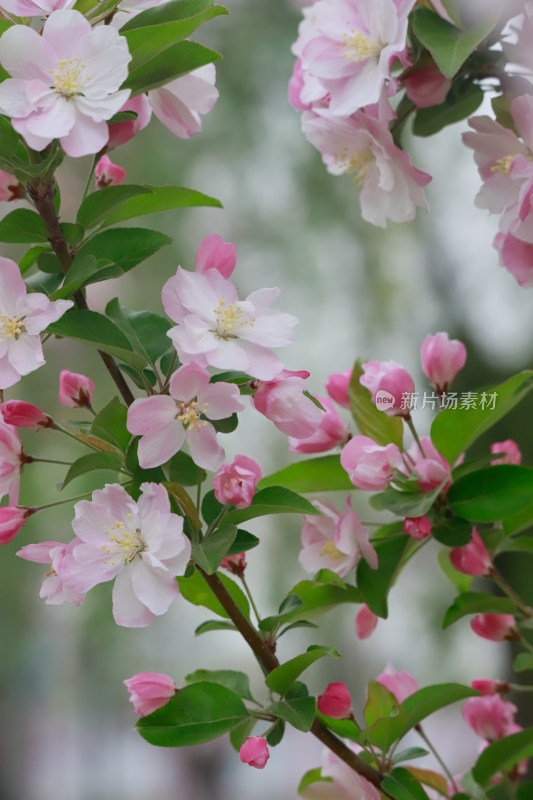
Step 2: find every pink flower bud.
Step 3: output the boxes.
[195,234,236,278]
[341,434,402,492]
[107,94,152,149]
[0,170,24,201]
[491,440,522,466]
[403,437,452,493]
[0,506,32,544]
[94,154,126,188]
[421,332,467,393]
[289,396,349,454]
[220,552,246,576]
[1,400,54,429]
[402,62,452,108]
[472,679,509,696]
[251,370,323,439]
[471,614,518,642]
[240,737,270,769]
[403,516,432,541]
[59,370,95,409]
[449,528,492,576]
[462,695,517,741]
[213,455,262,509]
[317,682,352,718]
[375,664,419,703]
[325,368,352,409]
[355,604,379,640]
[374,368,415,417]
[123,672,177,717]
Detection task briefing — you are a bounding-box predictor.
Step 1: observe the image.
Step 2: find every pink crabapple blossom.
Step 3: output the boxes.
[471,613,519,643]
[0,506,32,544]
[239,737,270,769]
[0,417,24,504]
[0,170,23,202]
[0,0,75,15]
[250,369,324,438]
[491,439,522,465]
[1,400,54,429]
[403,516,432,541]
[17,540,85,606]
[402,61,452,108]
[219,552,246,576]
[325,368,352,409]
[94,154,126,188]
[195,234,236,278]
[317,682,352,718]
[403,436,452,493]
[471,679,509,696]
[340,434,402,492]
[355,603,378,639]
[288,395,350,453]
[494,230,533,288]
[373,367,415,416]
[449,527,492,577]
[375,663,419,704]
[127,362,244,472]
[300,748,380,800]
[0,10,132,157]
[60,482,191,627]
[462,695,517,741]
[213,455,262,509]
[0,258,73,389]
[420,332,467,393]
[59,369,95,409]
[123,672,177,717]
[162,266,298,381]
[359,359,403,396]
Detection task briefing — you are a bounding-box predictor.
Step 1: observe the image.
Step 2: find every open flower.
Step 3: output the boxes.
[0,258,73,389]
[17,540,85,605]
[251,369,323,438]
[127,363,244,471]
[60,482,191,627]
[0,10,131,157]
[288,395,349,453]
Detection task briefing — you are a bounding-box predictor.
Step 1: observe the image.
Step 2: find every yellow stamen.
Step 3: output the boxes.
[51,57,89,98]
[338,30,381,62]
[103,519,144,564]
[320,541,345,560]
[0,313,25,343]
[491,155,516,177]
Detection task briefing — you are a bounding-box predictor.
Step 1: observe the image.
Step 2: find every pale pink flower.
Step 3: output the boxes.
[471,679,509,696]
[149,64,218,139]
[0,0,75,16]
[162,267,298,380]
[17,540,85,606]
[299,496,377,578]
[403,515,432,541]
[59,369,95,409]
[359,359,403,396]
[292,0,415,116]
[462,695,517,741]
[402,61,451,108]
[494,230,533,288]
[421,332,467,393]
[288,58,318,111]
[403,436,451,493]
[376,663,419,704]
[355,603,378,639]
[491,439,522,465]
[301,748,380,800]
[0,418,23,504]
[0,10,131,157]
[449,528,492,577]
[213,455,262,509]
[107,94,152,149]
[1,400,54,429]
[251,369,323,438]
[123,672,177,716]
[0,506,31,544]
[94,154,125,188]
[195,234,236,278]
[302,109,430,227]
[0,170,23,202]
[60,482,191,627]
[0,258,73,389]
[325,368,352,409]
[128,363,243,471]
[220,552,246,576]
[317,682,352,718]
[240,737,270,769]
[289,395,349,453]
[340,434,402,491]
[471,614,518,643]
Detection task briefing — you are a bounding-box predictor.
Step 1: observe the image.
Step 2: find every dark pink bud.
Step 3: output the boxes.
[213,455,262,509]
[403,516,432,541]
[95,155,126,188]
[471,614,518,642]
[421,332,467,393]
[355,604,378,640]
[1,400,54,429]
[472,679,509,696]
[326,368,352,409]
[317,682,352,718]
[240,737,270,769]
[0,506,32,544]
[195,234,236,278]
[123,672,177,716]
[220,552,247,576]
[402,62,452,109]
[59,370,95,409]
[375,368,415,417]
[449,527,491,576]
[462,695,517,741]
[490,440,522,466]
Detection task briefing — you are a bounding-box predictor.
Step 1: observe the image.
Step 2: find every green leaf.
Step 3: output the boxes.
[227,529,259,555]
[76,227,171,277]
[431,371,533,463]
[229,718,256,750]
[121,0,227,31]
[0,208,47,243]
[437,549,472,593]
[391,748,429,766]
[362,682,406,752]
[48,309,146,370]
[265,719,285,746]
[194,619,238,635]
[164,481,201,529]
[265,646,340,696]
[405,767,449,798]
[177,569,250,619]
[431,515,473,547]
[257,454,354,493]
[124,40,222,96]
[298,768,332,794]
[77,184,152,229]
[348,360,403,447]
[25,270,62,294]
[37,252,62,274]
[91,396,131,452]
[364,680,400,728]
[49,255,107,300]
[192,524,238,574]
[210,413,238,434]
[357,535,410,618]
[401,684,479,735]
[412,7,499,79]
[136,681,248,746]
[259,578,362,631]
[413,83,483,137]
[473,728,533,784]
[0,114,19,159]
[373,485,441,518]
[19,245,50,275]
[448,466,533,522]
[267,697,316,732]
[100,185,221,227]
[223,486,321,525]
[106,298,172,366]
[61,452,123,489]
[315,712,361,742]
[514,653,533,672]
[442,592,515,628]
[382,768,432,800]
[502,502,533,537]
[185,669,255,702]
[168,451,205,487]
[60,222,85,245]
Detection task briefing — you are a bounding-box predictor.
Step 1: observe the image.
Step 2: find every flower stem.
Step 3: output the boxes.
[33,491,94,511]
[405,416,426,459]
[240,572,262,624]
[415,723,458,793]
[490,567,533,619]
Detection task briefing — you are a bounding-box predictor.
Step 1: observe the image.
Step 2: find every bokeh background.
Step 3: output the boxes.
[1,0,533,797]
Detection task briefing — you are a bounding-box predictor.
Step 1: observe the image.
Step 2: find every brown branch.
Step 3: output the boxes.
[26,178,135,406]
[197,567,390,796]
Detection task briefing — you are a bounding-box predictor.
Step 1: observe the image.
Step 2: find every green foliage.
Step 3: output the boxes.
[99,185,222,227]
[177,568,250,619]
[413,82,483,137]
[77,185,152,229]
[185,668,255,702]
[473,728,533,784]
[400,683,479,735]
[357,534,410,618]
[448,466,533,522]
[227,529,259,555]
[106,299,172,366]
[372,485,441,518]
[0,209,48,243]
[168,451,205,487]
[61,452,124,489]
[259,575,362,631]
[361,681,406,753]
[194,619,238,635]
[267,697,316,732]
[265,646,340,696]
[315,712,361,742]
[191,524,238,574]
[298,768,332,794]
[201,486,320,527]
[76,227,171,277]
[442,592,516,629]
[382,768,432,800]
[431,515,473,546]
[91,397,132,452]
[514,653,533,673]
[348,360,403,447]
[258,455,354,493]
[125,40,222,96]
